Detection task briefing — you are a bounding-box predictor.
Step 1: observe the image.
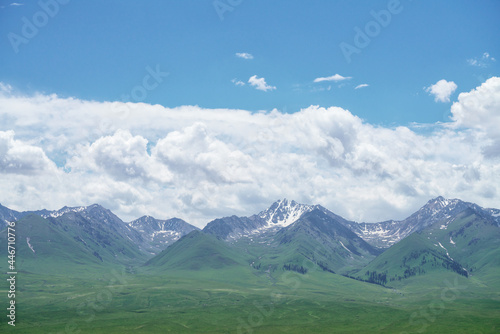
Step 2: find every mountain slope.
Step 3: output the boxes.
[144,230,249,271]
[43,204,148,264]
[424,207,500,282]
[244,209,381,276]
[354,206,500,286]
[0,214,106,275]
[353,231,468,286]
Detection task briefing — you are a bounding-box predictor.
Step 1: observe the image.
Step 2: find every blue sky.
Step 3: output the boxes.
[0,1,499,226]
[1,0,499,125]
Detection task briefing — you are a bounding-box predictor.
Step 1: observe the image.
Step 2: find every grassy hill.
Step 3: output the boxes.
[144,230,250,270]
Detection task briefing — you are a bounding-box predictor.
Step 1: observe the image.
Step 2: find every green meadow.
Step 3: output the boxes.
[1,265,499,333]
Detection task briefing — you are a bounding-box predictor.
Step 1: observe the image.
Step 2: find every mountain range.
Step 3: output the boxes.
[1,196,499,287]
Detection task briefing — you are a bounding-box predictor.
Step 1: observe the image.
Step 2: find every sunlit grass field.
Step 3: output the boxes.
[1,266,499,333]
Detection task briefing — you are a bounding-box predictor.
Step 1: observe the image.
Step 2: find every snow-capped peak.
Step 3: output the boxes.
[258,198,315,228]
[421,197,462,216]
[43,206,87,218]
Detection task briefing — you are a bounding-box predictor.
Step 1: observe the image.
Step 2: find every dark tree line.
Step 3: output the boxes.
[365,270,387,285]
[283,264,308,274]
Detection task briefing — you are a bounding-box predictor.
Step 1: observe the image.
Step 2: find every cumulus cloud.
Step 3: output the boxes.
[67,130,172,183]
[355,84,369,89]
[0,79,499,226]
[0,131,56,174]
[314,74,351,83]
[236,52,253,60]
[153,123,253,185]
[248,75,276,92]
[450,76,500,157]
[425,79,457,102]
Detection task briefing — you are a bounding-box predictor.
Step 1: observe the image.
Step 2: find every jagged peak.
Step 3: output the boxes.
[134,215,156,221]
[423,196,462,210]
[259,198,315,228]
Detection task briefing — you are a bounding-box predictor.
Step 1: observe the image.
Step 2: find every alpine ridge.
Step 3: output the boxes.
[345,196,500,248]
[129,216,199,253]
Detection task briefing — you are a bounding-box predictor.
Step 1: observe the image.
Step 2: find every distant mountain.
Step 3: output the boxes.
[0,214,111,275]
[203,199,319,240]
[202,215,262,240]
[128,216,199,253]
[268,209,381,274]
[2,204,204,275]
[347,196,500,248]
[1,197,498,282]
[353,205,500,285]
[202,199,380,274]
[41,204,148,265]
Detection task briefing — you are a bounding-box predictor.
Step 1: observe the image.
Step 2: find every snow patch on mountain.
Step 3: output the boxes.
[42,206,87,218]
[438,242,453,261]
[26,237,35,253]
[128,215,198,253]
[339,240,353,254]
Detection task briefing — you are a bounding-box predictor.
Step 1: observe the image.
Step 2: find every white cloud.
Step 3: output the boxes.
[0,78,499,227]
[467,52,496,67]
[9,3,24,6]
[236,52,253,60]
[425,79,457,102]
[153,123,253,185]
[248,75,276,92]
[314,74,351,83]
[355,84,369,89]
[231,78,245,86]
[450,76,500,157]
[67,130,172,183]
[0,130,56,174]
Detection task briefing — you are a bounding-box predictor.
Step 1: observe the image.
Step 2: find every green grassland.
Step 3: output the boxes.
[1,262,499,333]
